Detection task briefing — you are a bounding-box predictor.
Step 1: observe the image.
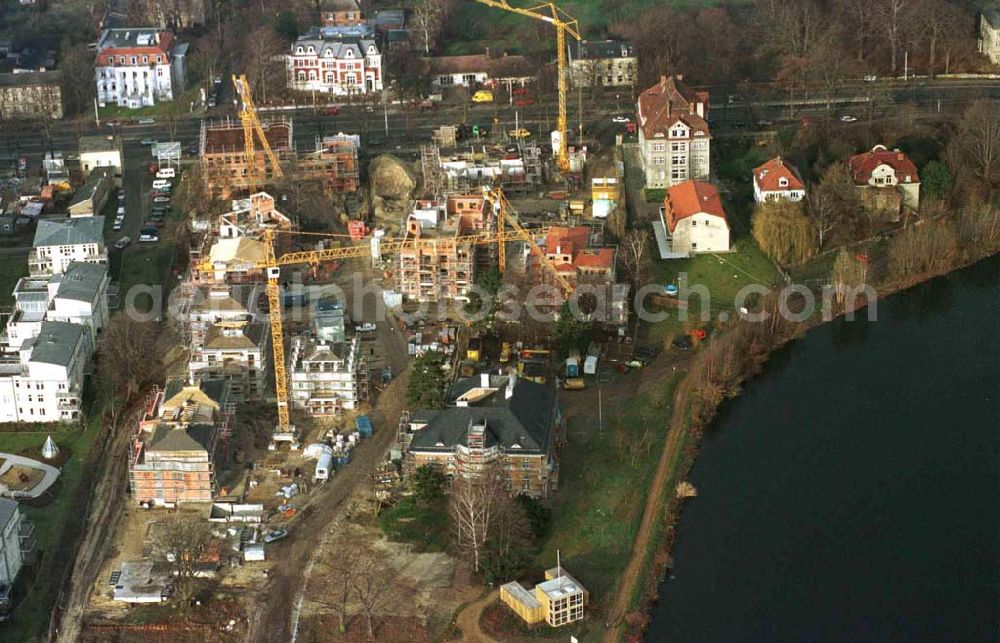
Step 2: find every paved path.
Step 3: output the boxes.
[0,452,60,498]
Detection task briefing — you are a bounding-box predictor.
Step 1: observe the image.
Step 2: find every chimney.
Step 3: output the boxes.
[897,152,904,161]
[689,102,695,115]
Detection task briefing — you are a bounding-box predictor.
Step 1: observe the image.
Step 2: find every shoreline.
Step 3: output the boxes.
[604,242,1000,643]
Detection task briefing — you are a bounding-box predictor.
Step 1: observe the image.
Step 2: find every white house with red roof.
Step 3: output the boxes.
[653,180,730,258]
[848,145,920,211]
[636,75,711,189]
[94,29,187,108]
[753,157,805,204]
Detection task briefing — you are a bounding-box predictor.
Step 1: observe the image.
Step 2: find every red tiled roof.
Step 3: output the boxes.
[637,75,709,139]
[848,145,919,185]
[546,226,590,260]
[753,157,805,192]
[574,248,614,270]
[663,180,727,232]
[96,32,174,66]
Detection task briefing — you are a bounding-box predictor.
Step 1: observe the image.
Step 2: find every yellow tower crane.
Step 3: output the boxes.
[232,73,284,192]
[258,189,572,437]
[472,1,581,172]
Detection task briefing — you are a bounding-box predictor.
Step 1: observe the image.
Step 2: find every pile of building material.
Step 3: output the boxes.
[369,154,416,232]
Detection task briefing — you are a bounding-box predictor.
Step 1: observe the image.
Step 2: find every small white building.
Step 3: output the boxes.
[653,180,730,259]
[79,135,124,186]
[753,157,806,204]
[28,217,107,277]
[289,335,367,416]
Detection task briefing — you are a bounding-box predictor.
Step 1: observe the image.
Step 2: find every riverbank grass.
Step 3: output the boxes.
[536,372,682,619]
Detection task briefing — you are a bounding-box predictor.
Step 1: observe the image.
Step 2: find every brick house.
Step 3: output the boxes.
[286,31,382,95]
[636,75,710,189]
[318,0,364,27]
[401,373,563,498]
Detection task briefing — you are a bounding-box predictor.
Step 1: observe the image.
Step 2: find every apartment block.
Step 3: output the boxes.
[29,217,107,277]
[289,335,367,416]
[199,118,294,198]
[397,195,493,303]
[187,321,269,401]
[94,28,187,108]
[0,71,63,120]
[637,75,710,189]
[0,321,89,423]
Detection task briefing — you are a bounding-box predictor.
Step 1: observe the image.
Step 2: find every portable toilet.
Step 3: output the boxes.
[584,355,598,375]
[355,416,373,438]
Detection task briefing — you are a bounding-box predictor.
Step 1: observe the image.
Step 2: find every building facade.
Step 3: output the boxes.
[0,498,29,608]
[28,217,107,276]
[199,118,293,198]
[654,180,730,258]
[94,28,186,108]
[848,145,921,212]
[753,157,806,204]
[289,336,367,416]
[286,32,382,95]
[187,321,269,401]
[637,75,711,189]
[318,0,364,26]
[402,374,563,498]
[0,71,63,120]
[571,40,637,88]
[0,321,89,423]
[980,9,1000,64]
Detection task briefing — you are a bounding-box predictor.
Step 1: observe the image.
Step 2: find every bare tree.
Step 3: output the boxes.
[949,100,1000,187]
[830,247,868,304]
[352,549,393,640]
[873,0,908,75]
[911,0,968,79]
[96,314,174,405]
[152,518,215,603]
[620,228,650,290]
[412,0,444,55]
[450,461,506,574]
[330,554,358,633]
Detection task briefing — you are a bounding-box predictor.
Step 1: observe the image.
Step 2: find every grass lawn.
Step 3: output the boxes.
[98,86,204,121]
[0,419,103,642]
[378,495,450,552]
[536,371,682,620]
[0,260,28,308]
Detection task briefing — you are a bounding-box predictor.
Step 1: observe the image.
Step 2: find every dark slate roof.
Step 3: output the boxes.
[148,423,216,452]
[984,8,1000,29]
[0,70,62,87]
[577,40,635,60]
[26,321,84,367]
[0,498,18,529]
[54,261,107,302]
[32,217,105,248]
[408,376,558,455]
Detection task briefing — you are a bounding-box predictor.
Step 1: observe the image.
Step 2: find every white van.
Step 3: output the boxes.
[151,179,170,190]
[116,206,125,217]
[155,168,176,179]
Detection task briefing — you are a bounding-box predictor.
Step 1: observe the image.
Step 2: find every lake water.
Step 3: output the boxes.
[646,256,1000,642]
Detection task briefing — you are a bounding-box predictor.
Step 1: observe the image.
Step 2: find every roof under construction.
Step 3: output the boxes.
[201,119,293,155]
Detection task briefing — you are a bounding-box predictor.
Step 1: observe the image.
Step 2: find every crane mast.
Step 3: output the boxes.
[472,1,580,172]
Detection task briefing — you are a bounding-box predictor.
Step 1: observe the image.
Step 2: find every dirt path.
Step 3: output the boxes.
[601,361,692,643]
[52,396,150,643]
[245,320,411,642]
[454,590,498,643]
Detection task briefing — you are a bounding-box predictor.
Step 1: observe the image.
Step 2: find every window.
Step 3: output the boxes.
[652,142,665,152]
[691,220,697,227]
[156,55,162,63]
[131,56,137,65]
[691,242,698,249]
[142,55,148,64]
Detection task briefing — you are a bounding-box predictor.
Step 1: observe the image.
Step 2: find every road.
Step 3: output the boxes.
[3,78,1000,163]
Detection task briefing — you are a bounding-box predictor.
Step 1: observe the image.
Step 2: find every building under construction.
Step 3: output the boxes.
[420,142,543,195]
[200,117,294,198]
[397,194,494,302]
[200,121,361,198]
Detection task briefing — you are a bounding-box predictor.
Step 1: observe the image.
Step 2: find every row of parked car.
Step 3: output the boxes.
[142,167,175,241]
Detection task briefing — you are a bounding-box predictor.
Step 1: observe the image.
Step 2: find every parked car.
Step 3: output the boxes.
[514,97,535,107]
[139,226,159,242]
[864,74,877,82]
[840,115,858,123]
[263,529,288,544]
[140,138,156,146]
[112,220,123,231]
[114,236,131,249]
[508,128,531,139]
[325,105,339,115]
[472,90,494,103]
[354,323,376,333]
[153,196,170,203]
[512,87,530,96]
[186,143,199,155]
[148,163,159,175]
[611,115,630,124]
[138,118,156,125]
[145,219,165,228]
[156,168,176,179]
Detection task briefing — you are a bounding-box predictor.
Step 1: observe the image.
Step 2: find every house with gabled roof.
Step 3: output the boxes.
[848,145,920,216]
[653,180,730,258]
[286,30,382,95]
[636,75,711,189]
[401,373,563,498]
[29,217,106,276]
[753,157,805,204]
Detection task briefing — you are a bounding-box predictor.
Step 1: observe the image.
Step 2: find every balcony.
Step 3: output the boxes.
[19,519,36,556]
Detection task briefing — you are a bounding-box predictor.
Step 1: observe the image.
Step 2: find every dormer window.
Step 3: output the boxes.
[296,47,304,54]
[307,46,315,54]
[778,177,788,187]
[345,49,353,57]
[325,48,332,57]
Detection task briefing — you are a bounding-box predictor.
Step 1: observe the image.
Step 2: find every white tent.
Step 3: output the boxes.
[41,435,59,459]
